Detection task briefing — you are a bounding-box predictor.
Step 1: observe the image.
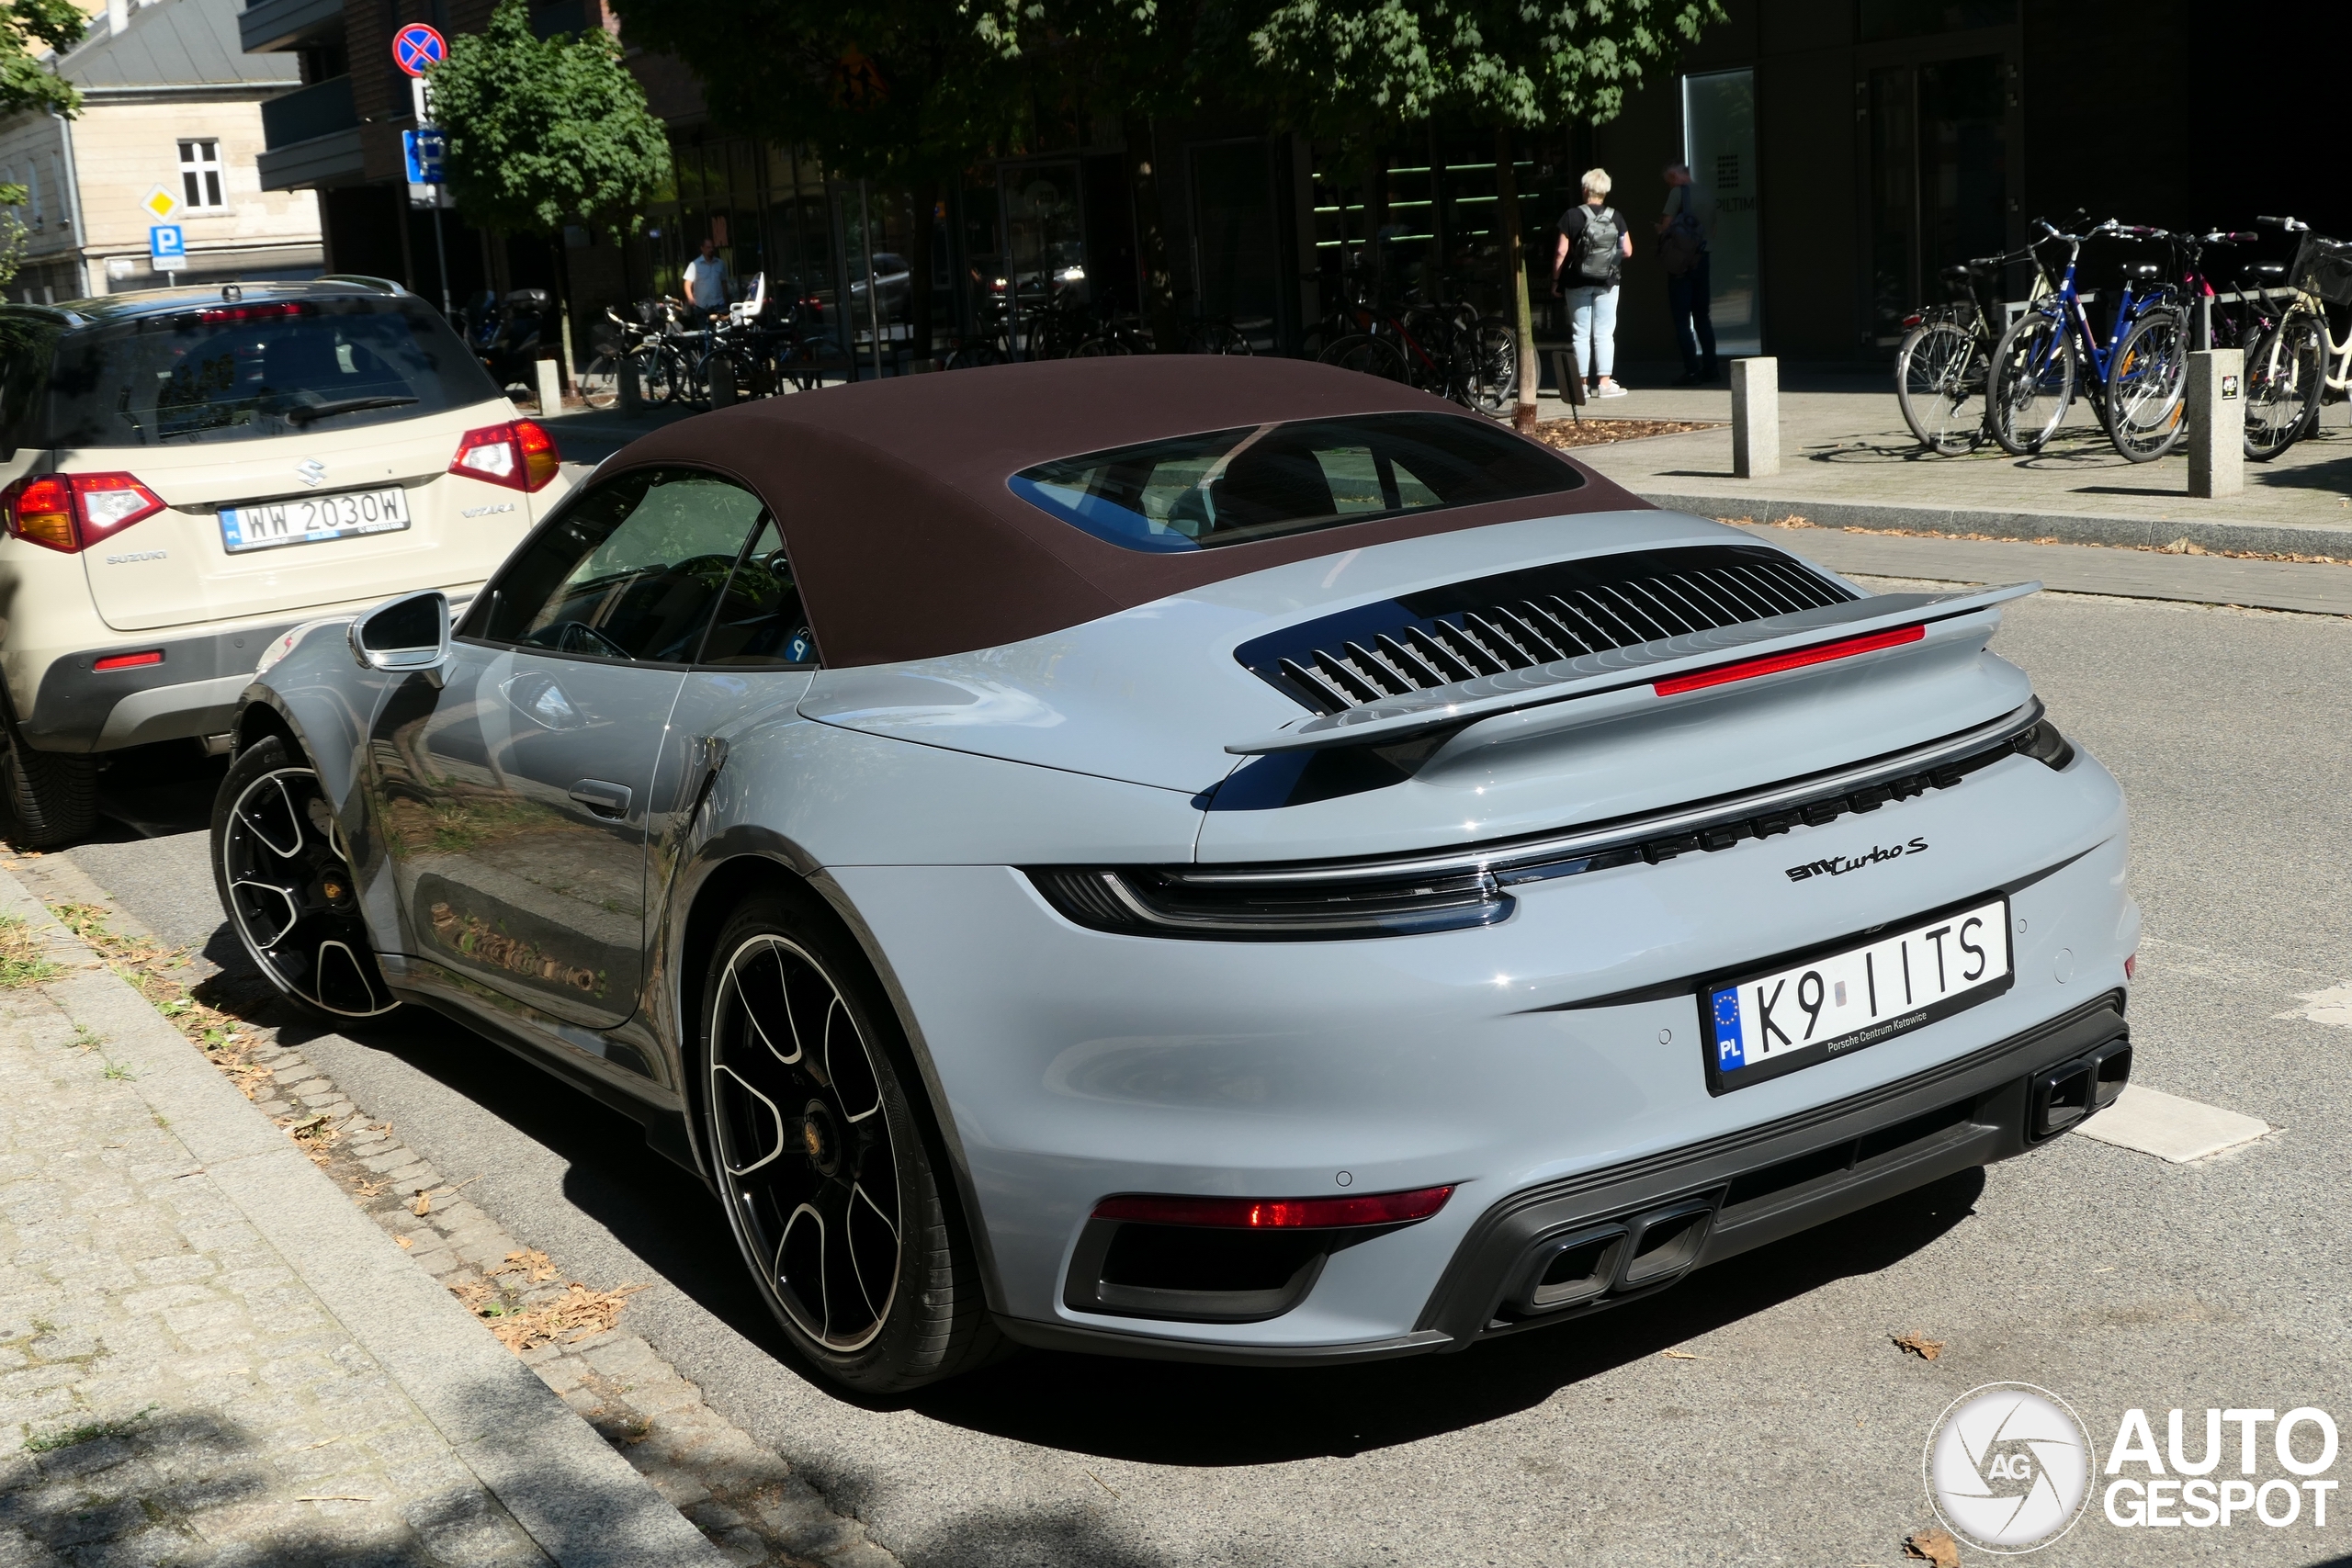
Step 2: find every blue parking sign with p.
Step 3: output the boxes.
[149,225,186,265]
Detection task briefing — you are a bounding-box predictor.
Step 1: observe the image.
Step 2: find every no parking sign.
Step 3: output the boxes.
[391,22,445,76]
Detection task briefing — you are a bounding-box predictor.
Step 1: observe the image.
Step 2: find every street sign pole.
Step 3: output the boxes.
[432,204,451,321]
[392,23,451,313]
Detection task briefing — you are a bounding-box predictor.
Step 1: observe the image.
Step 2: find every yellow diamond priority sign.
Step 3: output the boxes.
[140,186,179,222]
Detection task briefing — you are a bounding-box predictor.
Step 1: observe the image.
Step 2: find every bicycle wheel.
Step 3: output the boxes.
[1459,319,1519,414]
[2105,310,2188,463]
[1894,319,1987,454]
[2245,309,2324,461]
[944,342,1006,371]
[626,344,683,406]
[576,353,620,411]
[1196,321,1252,355]
[1319,333,1408,383]
[1070,335,1133,357]
[1988,310,2075,456]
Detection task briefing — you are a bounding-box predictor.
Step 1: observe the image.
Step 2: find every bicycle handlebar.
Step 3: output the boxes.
[2256,215,2309,231]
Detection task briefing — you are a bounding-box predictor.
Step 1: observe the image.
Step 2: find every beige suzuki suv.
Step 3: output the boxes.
[0,278,571,845]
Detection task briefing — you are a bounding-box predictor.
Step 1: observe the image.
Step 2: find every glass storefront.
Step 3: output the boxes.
[1684,68,1761,356]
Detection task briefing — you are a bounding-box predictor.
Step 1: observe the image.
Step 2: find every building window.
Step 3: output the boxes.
[179,140,225,211]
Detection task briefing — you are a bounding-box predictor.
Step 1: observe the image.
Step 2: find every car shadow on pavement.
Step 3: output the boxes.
[909,1167,1984,1464]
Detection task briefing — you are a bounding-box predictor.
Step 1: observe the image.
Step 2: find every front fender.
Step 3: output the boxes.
[234,618,401,953]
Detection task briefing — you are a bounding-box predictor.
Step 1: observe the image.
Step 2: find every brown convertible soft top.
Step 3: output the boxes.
[603,355,1652,667]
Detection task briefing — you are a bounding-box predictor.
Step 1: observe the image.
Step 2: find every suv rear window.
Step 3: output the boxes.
[1007,412,1582,552]
[28,297,499,448]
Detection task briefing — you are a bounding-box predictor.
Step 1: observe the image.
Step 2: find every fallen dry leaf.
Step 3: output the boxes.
[1893,1332,1946,1361]
[394,1235,413,1249]
[412,1190,432,1217]
[354,1178,386,1199]
[484,1282,649,1353]
[1660,1349,1703,1360]
[493,1248,559,1285]
[1904,1526,1962,1566]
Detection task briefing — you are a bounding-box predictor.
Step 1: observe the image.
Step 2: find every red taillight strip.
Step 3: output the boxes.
[93,650,164,671]
[1652,624,1927,697]
[1091,1184,1455,1229]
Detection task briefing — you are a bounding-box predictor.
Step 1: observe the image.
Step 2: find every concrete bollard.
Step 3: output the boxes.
[534,357,563,418]
[2187,347,2244,499]
[1731,357,1779,479]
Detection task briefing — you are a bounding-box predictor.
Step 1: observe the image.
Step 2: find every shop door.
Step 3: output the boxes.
[1868,55,2011,344]
[1192,141,1283,349]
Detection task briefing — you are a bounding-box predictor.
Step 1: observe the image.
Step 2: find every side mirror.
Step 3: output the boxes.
[349,591,450,687]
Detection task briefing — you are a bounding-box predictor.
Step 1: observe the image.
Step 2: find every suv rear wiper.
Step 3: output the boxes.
[286,395,419,426]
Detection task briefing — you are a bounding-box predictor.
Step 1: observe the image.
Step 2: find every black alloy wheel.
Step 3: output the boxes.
[700,891,999,1391]
[210,734,399,1021]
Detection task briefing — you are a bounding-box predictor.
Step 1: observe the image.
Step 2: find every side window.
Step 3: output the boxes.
[697,518,818,667]
[468,468,767,662]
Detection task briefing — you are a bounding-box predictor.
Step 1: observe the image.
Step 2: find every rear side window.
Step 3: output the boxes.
[1008,412,1582,552]
[35,297,500,448]
[0,313,61,457]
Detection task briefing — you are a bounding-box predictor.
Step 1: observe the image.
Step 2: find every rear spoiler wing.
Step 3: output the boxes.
[1222,582,2040,756]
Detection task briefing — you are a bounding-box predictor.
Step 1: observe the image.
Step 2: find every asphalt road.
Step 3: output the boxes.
[40,583,2352,1567]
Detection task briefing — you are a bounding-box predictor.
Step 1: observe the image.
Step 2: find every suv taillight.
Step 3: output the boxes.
[450,420,560,492]
[2,472,167,554]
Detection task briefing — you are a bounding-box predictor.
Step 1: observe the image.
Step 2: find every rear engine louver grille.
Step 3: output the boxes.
[1238,546,1858,716]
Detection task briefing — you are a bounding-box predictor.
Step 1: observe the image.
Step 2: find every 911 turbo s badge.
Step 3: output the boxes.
[1786,837,1928,882]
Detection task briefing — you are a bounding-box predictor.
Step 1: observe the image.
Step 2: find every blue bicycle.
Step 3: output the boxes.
[1988,219,2175,456]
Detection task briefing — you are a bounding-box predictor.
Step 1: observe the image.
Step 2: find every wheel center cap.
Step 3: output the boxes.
[799,1100,840,1176]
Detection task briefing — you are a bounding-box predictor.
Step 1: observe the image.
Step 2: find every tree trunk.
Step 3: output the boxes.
[1124,115,1179,352]
[909,178,940,367]
[552,233,576,393]
[1495,126,1539,432]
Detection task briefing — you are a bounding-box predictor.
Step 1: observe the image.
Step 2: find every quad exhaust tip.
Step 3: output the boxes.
[1506,1196,1718,1316]
[2029,1037,2132,1140]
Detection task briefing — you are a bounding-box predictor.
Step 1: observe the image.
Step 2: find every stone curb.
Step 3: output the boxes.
[0,867,731,1568]
[1640,490,2352,560]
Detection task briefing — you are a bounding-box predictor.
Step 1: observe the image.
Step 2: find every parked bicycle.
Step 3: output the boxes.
[1985,219,2173,456]
[1893,246,2043,454]
[1315,281,1516,414]
[2098,227,2275,463]
[2242,217,2352,461]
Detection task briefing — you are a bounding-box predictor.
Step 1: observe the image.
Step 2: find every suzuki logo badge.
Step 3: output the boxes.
[296,458,327,488]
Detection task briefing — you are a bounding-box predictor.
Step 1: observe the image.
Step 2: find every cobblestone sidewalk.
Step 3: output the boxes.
[0,852,897,1568]
[0,929,557,1566]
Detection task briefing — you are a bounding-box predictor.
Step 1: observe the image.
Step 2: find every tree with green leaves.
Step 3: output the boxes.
[0,184,31,295]
[1236,0,1720,423]
[2,0,86,121]
[429,0,673,383]
[610,0,1035,362]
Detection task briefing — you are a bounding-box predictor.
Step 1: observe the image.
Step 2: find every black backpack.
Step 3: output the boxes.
[1575,206,1623,285]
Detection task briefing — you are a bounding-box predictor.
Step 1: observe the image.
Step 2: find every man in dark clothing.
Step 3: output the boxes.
[1657,164,1718,384]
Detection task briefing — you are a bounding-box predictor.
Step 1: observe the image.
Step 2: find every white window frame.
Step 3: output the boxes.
[177,139,228,213]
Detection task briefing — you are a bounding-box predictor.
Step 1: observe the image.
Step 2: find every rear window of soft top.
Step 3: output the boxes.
[1,295,500,450]
[1007,412,1583,552]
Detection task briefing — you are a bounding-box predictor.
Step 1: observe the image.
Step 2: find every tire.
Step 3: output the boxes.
[2,736,96,850]
[626,344,684,406]
[2245,310,2324,461]
[577,353,620,411]
[698,889,1000,1392]
[1070,335,1132,357]
[944,343,1005,372]
[1894,319,1988,454]
[2105,310,2188,463]
[1460,318,1518,414]
[1320,333,1409,383]
[210,734,400,1024]
[1988,310,2075,456]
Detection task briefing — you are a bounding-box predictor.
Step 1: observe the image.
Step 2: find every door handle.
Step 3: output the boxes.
[569,779,632,818]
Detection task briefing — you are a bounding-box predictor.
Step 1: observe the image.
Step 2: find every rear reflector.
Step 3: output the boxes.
[1091,1184,1454,1229]
[93,650,164,671]
[1653,624,1927,697]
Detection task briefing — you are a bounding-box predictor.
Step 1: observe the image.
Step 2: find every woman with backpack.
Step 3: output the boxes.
[1552,168,1634,398]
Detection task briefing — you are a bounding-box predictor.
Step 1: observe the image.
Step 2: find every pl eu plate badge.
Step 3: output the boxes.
[1713,987,1747,1073]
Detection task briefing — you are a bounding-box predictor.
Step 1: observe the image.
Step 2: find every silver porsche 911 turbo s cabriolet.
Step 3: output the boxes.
[209,357,2137,1391]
